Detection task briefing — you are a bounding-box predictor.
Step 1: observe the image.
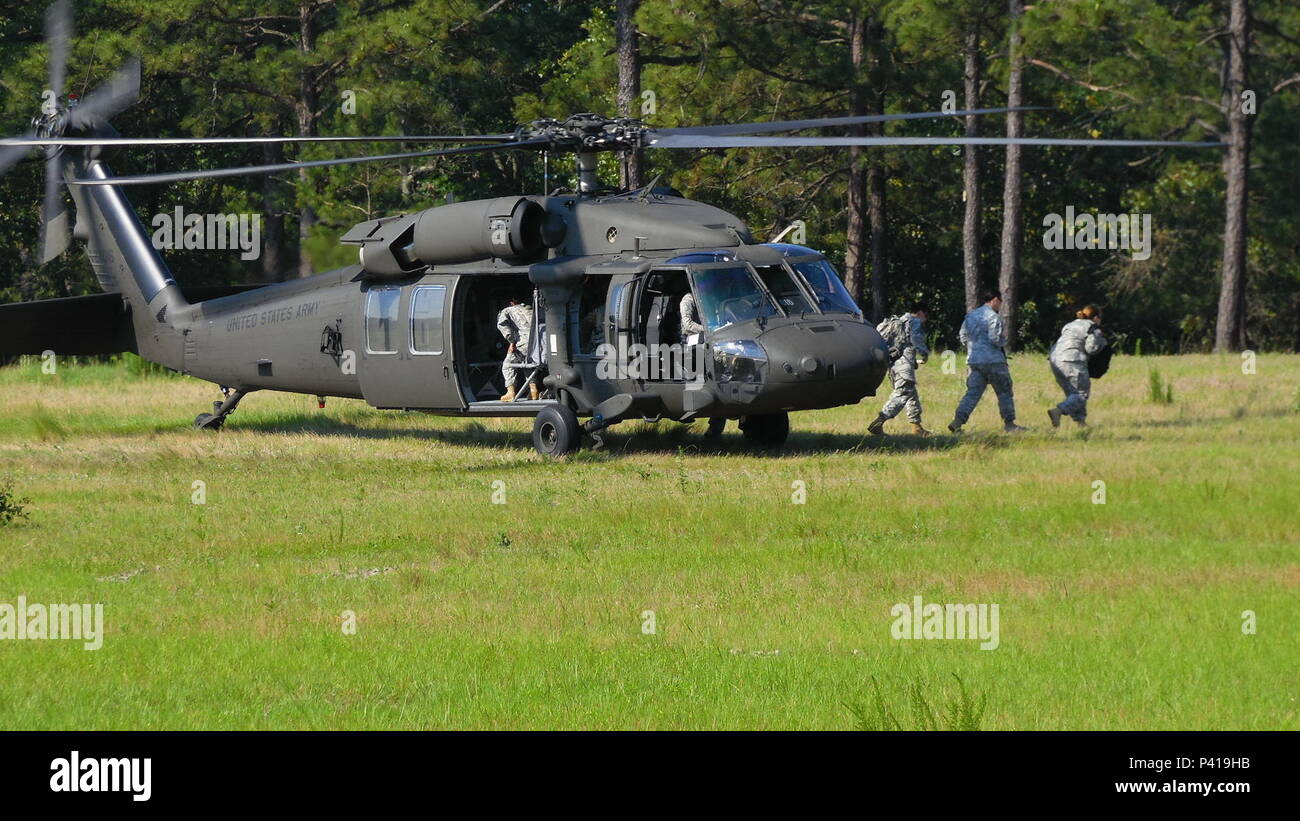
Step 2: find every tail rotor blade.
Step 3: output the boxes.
[46,0,73,99]
[40,153,71,263]
[70,57,140,128]
[0,132,38,176]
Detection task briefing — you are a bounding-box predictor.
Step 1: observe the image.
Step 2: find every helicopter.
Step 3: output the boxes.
[0,2,1220,457]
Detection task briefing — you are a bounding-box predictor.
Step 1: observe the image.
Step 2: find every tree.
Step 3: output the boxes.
[996,0,1026,348]
[616,0,644,190]
[962,21,983,311]
[844,6,890,320]
[1214,0,1252,351]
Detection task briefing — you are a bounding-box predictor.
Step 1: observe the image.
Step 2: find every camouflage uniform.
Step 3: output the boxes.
[1049,318,1106,422]
[877,313,929,423]
[954,304,1016,425]
[497,302,535,391]
[679,292,705,341]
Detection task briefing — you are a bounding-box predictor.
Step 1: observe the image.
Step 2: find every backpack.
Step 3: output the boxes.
[877,314,911,361]
[1087,346,1114,379]
[1087,330,1113,378]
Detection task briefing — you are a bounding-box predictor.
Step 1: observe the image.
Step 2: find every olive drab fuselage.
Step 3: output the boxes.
[56,155,890,437]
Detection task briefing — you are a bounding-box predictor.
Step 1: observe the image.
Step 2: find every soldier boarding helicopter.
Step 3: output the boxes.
[0,2,1220,456]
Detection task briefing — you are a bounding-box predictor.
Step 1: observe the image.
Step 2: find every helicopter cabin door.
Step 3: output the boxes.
[358,276,464,411]
[633,267,695,383]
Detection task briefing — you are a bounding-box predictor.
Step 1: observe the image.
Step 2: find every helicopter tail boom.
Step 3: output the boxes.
[64,158,191,369]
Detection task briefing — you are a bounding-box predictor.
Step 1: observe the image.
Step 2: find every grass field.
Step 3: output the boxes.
[0,352,1295,730]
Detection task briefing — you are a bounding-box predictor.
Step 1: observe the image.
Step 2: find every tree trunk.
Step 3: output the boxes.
[296,3,319,278]
[867,159,887,323]
[997,0,1025,348]
[866,14,888,323]
[844,13,868,307]
[616,0,643,190]
[260,142,288,283]
[962,24,982,312]
[1215,0,1251,352]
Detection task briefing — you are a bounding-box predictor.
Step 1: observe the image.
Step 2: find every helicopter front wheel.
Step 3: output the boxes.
[532,404,581,458]
[739,412,790,448]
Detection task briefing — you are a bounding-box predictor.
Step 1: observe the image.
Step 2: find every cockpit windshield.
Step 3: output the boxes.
[791,259,861,316]
[754,264,816,315]
[689,265,779,331]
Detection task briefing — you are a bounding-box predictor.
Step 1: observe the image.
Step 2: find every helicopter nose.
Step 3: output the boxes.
[754,317,889,406]
[764,319,886,379]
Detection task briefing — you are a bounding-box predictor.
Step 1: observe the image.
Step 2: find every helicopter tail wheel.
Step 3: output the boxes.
[194,412,223,431]
[740,412,790,448]
[532,404,581,458]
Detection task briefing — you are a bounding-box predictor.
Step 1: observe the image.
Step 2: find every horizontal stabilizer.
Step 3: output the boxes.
[0,284,263,360]
[0,292,134,358]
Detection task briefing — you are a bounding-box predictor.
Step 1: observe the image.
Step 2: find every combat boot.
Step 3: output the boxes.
[528,383,541,400]
[1004,421,1027,433]
[502,386,517,402]
[867,414,887,436]
[910,422,932,437]
[1048,407,1062,428]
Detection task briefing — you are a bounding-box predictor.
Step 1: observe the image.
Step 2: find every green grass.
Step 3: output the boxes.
[0,353,1296,729]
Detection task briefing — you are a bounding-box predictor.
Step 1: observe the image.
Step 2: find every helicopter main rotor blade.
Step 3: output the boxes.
[68,137,553,186]
[0,134,515,147]
[46,0,72,100]
[649,134,1223,149]
[69,57,139,129]
[656,106,1047,137]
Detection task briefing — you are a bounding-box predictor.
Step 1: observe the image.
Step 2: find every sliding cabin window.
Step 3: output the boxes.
[409,285,447,355]
[365,286,401,354]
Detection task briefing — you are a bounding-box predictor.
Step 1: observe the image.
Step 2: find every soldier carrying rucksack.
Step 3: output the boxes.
[868,302,932,437]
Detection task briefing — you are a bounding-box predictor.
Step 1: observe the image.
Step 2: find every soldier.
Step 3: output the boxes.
[497,296,538,402]
[679,289,725,440]
[1048,304,1106,428]
[868,301,932,436]
[680,290,705,342]
[949,288,1026,433]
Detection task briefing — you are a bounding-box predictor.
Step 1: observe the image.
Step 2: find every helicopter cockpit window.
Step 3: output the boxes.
[576,275,611,355]
[790,259,861,317]
[689,265,779,332]
[754,264,816,315]
[365,286,401,354]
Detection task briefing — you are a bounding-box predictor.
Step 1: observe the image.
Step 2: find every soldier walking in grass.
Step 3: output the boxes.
[949,288,1026,434]
[868,301,932,436]
[1048,304,1107,428]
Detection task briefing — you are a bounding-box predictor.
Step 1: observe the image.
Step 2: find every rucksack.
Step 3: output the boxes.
[1088,343,1114,379]
[877,314,911,361]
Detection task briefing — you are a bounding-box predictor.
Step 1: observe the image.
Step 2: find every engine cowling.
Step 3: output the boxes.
[341,196,555,277]
[412,196,547,265]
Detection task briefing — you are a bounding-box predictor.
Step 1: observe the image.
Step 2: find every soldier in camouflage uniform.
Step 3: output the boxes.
[678,290,725,439]
[868,302,932,436]
[949,288,1026,433]
[497,297,538,401]
[679,290,705,342]
[1048,304,1106,428]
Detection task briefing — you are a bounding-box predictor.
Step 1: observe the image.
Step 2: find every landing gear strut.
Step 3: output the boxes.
[194,388,249,431]
[739,412,790,448]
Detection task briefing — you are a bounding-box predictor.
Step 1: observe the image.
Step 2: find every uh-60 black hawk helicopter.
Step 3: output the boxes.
[1,3,1218,456]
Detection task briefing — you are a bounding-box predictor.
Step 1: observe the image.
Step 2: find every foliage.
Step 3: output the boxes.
[1,0,1296,349]
[0,481,30,526]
